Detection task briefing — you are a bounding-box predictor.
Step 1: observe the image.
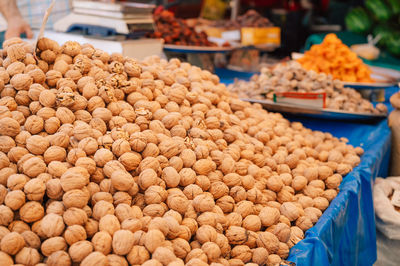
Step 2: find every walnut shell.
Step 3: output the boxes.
[0,232,25,255]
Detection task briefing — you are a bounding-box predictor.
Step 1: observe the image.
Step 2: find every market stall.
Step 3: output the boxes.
[0,0,398,265]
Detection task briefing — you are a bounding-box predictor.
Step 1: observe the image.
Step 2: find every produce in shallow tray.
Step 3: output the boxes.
[228,61,387,114]
[213,9,273,29]
[149,10,216,47]
[0,36,363,265]
[298,33,373,83]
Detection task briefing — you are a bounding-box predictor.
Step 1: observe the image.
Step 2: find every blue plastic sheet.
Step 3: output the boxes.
[286,117,391,266]
[216,68,396,266]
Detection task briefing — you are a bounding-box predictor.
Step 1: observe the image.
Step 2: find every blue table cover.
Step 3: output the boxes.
[216,68,397,266]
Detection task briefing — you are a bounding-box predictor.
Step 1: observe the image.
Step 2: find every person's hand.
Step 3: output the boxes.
[5,17,33,39]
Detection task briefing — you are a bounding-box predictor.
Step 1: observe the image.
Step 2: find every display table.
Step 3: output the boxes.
[217,68,396,266]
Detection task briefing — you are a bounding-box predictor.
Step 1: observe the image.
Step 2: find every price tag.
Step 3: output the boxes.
[391,190,400,208]
[221,30,241,41]
[273,92,326,108]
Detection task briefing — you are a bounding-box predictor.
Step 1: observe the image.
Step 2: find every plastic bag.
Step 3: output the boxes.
[374,177,400,266]
[388,110,400,176]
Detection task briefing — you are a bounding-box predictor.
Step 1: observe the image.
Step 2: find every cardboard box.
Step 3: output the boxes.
[241,27,281,46]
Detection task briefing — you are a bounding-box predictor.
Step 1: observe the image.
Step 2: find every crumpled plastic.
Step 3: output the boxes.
[374,177,400,239]
[374,177,400,266]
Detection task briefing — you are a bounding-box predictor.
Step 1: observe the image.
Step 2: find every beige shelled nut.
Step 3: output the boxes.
[0,232,25,255]
[69,240,93,263]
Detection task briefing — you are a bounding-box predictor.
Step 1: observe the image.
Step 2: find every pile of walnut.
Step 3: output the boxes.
[228,61,387,114]
[0,37,363,266]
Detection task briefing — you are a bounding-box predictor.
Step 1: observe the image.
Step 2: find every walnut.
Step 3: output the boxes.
[63,207,88,226]
[325,174,342,189]
[41,236,67,257]
[256,231,279,254]
[202,241,221,262]
[178,168,196,187]
[192,193,215,213]
[318,165,333,180]
[216,195,235,213]
[127,245,150,265]
[180,149,196,168]
[15,247,41,265]
[162,166,180,188]
[19,201,44,223]
[266,175,284,192]
[313,196,329,211]
[138,168,157,191]
[81,251,108,266]
[118,152,142,171]
[152,246,177,265]
[4,190,25,210]
[242,215,261,232]
[99,214,120,236]
[63,189,90,208]
[111,170,134,192]
[28,68,46,84]
[0,117,20,137]
[26,135,49,155]
[144,229,165,253]
[37,37,61,52]
[259,207,280,227]
[6,61,25,76]
[225,226,247,245]
[69,240,93,263]
[231,245,252,263]
[20,231,40,249]
[303,167,318,182]
[61,225,86,246]
[41,213,65,237]
[0,232,25,255]
[73,122,92,141]
[288,226,304,248]
[295,215,313,231]
[94,148,114,167]
[107,254,128,266]
[280,202,300,222]
[323,189,337,202]
[8,220,29,233]
[337,162,353,175]
[46,250,71,266]
[193,159,216,175]
[56,107,75,124]
[91,231,112,255]
[251,247,268,265]
[10,73,32,91]
[62,41,82,57]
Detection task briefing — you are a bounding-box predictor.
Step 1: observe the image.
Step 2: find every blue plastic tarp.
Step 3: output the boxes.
[216,68,396,266]
[286,116,391,266]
